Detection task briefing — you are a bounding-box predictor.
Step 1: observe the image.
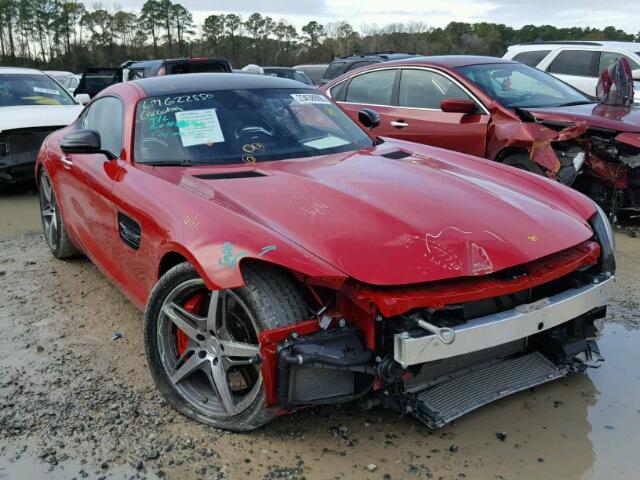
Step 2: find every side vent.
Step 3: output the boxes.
[118,212,141,250]
[193,171,267,180]
[380,150,411,160]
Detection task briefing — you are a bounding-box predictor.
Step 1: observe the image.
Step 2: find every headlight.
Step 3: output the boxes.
[589,202,616,274]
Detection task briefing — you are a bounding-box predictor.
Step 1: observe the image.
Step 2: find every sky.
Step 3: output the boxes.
[99,0,640,33]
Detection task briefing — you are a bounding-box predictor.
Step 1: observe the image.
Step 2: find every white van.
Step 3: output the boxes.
[504,41,640,103]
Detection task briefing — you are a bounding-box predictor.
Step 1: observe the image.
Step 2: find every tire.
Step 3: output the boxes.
[38,168,79,259]
[144,261,307,431]
[501,152,546,176]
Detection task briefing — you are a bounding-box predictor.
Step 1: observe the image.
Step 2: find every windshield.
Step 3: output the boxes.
[134,88,373,165]
[264,69,314,85]
[457,63,592,108]
[0,74,77,107]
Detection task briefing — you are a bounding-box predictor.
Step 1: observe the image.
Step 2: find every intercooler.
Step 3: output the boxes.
[407,351,565,428]
[0,126,63,184]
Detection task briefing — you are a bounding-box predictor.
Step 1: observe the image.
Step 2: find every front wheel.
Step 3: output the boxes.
[38,168,79,259]
[144,262,307,431]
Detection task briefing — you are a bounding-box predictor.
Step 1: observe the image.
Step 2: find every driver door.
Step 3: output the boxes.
[55,96,125,281]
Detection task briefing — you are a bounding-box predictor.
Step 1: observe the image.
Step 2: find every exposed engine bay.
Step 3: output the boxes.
[545,122,640,214]
[258,239,613,428]
[520,59,640,216]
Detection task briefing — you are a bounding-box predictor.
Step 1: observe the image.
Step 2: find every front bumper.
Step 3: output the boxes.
[394,275,614,368]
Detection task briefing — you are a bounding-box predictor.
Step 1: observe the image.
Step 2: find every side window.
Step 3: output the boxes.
[80,97,124,157]
[547,50,599,77]
[345,61,374,72]
[329,81,348,101]
[398,69,472,109]
[512,50,551,67]
[599,51,640,72]
[322,62,346,80]
[344,69,397,105]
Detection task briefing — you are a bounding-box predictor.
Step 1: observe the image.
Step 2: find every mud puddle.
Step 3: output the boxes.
[0,184,41,240]
[1,194,640,479]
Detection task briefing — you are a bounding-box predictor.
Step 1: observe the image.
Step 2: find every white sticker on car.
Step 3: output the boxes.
[303,135,350,149]
[175,109,225,147]
[33,86,60,96]
[290,93,330,105]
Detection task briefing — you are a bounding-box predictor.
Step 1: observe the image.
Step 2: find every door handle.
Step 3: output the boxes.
[61,155,73,168]
[390,120,410,128]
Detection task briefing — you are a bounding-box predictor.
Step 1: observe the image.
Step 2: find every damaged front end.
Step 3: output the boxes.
[493,109,640,216]
[258,232,614,428]
[0,126,63,185]
[491,59,640,216]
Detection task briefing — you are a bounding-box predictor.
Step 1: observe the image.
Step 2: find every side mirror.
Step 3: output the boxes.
[440,98,477,114]
[358,108,380,130]
[60,129,115,159]
[75,93,91,105]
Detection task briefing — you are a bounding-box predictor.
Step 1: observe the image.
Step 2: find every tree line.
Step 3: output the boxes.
[0,0,638,72]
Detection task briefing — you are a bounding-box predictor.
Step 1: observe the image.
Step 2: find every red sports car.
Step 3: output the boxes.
[36,73,615,431]
[322,56,640,214]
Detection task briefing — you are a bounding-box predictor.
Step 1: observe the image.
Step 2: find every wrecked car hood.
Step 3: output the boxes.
[0,104,84,133]
[175,143,595,286]
[527,103,640,133]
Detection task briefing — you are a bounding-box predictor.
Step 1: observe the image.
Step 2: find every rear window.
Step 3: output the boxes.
[0,74,76,106]
[512,50,550,67]
[547,50,599,77]
[168,62,229,74]
[322,62,346,80]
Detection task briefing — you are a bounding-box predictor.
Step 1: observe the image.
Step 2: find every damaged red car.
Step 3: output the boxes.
[36,73,615,431]
[322,56,640,215]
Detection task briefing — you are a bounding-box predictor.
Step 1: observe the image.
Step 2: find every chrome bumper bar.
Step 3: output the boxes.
[393,276,614,368]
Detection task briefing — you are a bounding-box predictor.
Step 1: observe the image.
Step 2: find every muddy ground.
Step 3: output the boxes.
[1,186,640,480]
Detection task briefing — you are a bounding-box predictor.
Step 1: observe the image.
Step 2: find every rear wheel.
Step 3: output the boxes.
[38,169,79,259]
[501,152,546,176]
[144,262,307,431]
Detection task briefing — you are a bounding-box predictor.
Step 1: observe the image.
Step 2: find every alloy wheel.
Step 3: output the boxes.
[157,278,263,418]
[39,172,58,250]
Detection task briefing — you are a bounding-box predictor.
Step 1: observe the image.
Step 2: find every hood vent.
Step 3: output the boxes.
[380,150,412,160]
[193,171,267,180]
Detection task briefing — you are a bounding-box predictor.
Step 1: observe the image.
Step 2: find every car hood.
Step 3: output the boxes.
[173,145,595,286]
[527,103,640,133]
[0,104,84,133]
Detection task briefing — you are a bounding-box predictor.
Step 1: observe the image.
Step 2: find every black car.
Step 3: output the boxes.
[75,57,233,99]
[319,52,421,85]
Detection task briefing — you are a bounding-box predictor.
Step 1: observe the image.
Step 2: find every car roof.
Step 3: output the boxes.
[334,52,420,62]
[0,67,46,75]
[127,58,229,67]
[381,55,517,68]
[131,72,316,96]
[44,70,74,76]
[509,41,640,51]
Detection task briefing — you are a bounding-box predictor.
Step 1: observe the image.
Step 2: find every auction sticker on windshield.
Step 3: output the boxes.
[175,109,225,147]
[33,86,60,96]
[290,93,330,105]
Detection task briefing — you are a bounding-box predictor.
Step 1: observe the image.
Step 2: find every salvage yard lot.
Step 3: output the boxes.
[1,189,640,480]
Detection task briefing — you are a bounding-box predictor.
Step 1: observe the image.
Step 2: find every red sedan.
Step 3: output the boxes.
[37,73,614,431]
[322,56,640,214]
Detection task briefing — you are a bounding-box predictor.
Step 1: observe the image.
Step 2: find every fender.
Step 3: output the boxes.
[486,104,588,175]
[158,232,348,292]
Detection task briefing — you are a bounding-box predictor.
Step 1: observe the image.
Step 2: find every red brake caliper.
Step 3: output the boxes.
[176,292,206,356]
